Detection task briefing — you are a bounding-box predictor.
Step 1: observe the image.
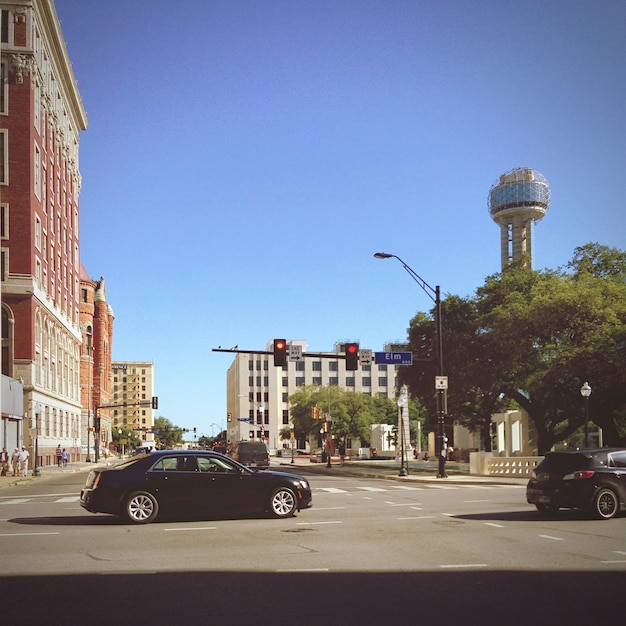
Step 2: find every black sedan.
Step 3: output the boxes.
[526,448,626,519]
[80,450,312,524]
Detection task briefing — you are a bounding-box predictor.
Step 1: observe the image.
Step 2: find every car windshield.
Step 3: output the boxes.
[538,453,594,473]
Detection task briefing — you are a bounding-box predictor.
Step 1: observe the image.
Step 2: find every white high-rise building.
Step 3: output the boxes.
[226,340,399,451]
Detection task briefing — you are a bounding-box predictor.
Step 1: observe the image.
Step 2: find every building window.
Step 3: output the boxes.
[362,377,372,387]
[329,362,338,371]
[295,377,305,387]
[312,377,322,385]
[295,361,305,371]
[282,392,289,402]
[282,410,289,424]
[346,377,355,387]
[312,361,322,371]
[35,215,41,250]
[0,11,8,44]
[1,203,7,239]
[329,377,338,386]
[378,377,388,387]
[0,63,7,114]
[282,377,288,387]
[0,129,7,184]
[34,144,41,198]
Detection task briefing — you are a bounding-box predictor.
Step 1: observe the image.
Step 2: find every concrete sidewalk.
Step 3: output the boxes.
[277,456,530,486]
[0,459,112,490]
[0,455,530,490]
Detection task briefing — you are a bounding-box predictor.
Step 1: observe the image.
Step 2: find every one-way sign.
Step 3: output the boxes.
[374,352,413,365]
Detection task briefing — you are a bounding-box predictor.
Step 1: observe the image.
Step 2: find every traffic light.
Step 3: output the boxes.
[151,396,158,409]
[227,412,232,422]
[273,338,287,367]
[345,343,359,370]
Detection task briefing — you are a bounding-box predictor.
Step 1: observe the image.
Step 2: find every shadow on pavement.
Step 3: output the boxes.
[2,570,620,625]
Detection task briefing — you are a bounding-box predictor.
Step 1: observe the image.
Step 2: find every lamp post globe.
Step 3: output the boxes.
[580,382,592,448]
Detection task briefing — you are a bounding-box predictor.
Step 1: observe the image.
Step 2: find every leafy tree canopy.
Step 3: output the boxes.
[399,243,626,453]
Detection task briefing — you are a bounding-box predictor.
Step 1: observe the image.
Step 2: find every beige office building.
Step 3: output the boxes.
[111,361,155,440]
[226,340,399,451]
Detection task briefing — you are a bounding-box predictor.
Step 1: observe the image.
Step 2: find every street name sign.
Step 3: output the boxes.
[237,417,253,423]
[374,351,413,365]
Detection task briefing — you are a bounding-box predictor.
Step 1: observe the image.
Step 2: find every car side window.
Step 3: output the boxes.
[197,456,238,473]
[609,451,626,468]
[151,457,179,472]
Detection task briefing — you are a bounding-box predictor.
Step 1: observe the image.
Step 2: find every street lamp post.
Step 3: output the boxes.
[374,252,447,478]
[580,382,592,448]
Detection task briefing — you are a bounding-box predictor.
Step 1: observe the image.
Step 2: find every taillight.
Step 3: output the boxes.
[563,470,595,480]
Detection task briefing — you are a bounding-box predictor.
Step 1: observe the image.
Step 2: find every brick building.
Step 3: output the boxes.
[1,0,87,465]
[79,267,114,460]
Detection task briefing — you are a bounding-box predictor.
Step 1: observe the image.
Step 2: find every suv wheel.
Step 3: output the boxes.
[125,491,159,524]
[269,487,297,518]
[591,488,619,520]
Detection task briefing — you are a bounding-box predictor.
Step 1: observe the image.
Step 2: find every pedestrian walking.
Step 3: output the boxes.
[56,444,63,467]
[0,447,8,476]
[62,448,68,467]
[11,447,20,476]
[19,446,30,476]
[338,441,346,466]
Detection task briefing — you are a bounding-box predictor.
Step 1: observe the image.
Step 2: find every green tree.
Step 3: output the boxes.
[288,385,398,447]
[110,426,141,452]
[152,416,184,449]
[399,245,626,454]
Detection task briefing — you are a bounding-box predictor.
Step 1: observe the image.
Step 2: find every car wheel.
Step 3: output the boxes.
[124,491,159,524]
[591,488,619,520]
[269,487,297,518]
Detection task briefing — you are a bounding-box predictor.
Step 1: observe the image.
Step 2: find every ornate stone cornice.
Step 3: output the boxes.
[11,52,34,84]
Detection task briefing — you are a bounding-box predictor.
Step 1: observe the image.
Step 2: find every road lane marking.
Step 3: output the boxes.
[357,487,387,492]
[485,522,505,528]
[440,563,488,569]
[163,527,217,532]
[310,506,346,511]
[0,532,60,537]
[387,502,423,507]
[538,534,564,541]
[397,515,434,520]
[464,499,492,503]
[296,521,343,526]
[55,496,79,503]
[317,488,349,494]
[0,499,30,505]
[276,568,330,572]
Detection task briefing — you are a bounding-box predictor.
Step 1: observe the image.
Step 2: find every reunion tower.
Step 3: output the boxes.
[489,167,551,269]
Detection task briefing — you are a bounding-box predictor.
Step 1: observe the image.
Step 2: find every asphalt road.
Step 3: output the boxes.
[1,466,624,625]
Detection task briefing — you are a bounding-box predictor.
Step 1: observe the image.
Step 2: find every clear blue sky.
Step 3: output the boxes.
[54,0,625,437]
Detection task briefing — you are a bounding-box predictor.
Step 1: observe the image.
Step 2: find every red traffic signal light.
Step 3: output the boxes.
[345,343,359,370]
[273,338,287,367]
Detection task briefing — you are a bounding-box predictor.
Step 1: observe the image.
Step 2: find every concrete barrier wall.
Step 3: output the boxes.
[470,452,543,477]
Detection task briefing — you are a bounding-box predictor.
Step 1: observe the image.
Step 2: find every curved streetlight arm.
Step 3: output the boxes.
[374,252,437,304]
[374,252,443,376]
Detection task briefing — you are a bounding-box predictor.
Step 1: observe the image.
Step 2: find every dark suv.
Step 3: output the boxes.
[526,448,626,519]
[227,441,270,469]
